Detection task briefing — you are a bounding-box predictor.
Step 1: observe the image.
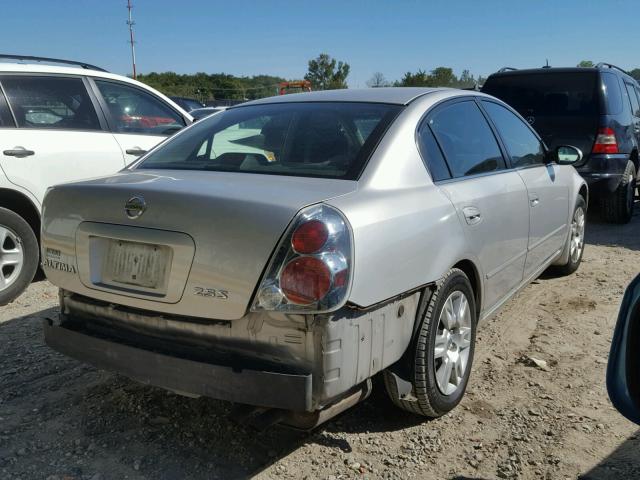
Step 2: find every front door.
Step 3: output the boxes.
[481,100,569,278]
[0,75,125,204]
[427,99,530,312]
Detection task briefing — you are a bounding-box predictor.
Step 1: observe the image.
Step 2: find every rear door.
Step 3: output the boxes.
[0,74,125,204]
[481,100,569,278]
[90,79,187,165]
[424,99,530,312]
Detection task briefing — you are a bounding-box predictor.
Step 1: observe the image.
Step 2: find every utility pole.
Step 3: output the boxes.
[127,0,137,79]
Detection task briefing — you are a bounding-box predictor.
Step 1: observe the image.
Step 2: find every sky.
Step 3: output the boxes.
[2,0,639,88]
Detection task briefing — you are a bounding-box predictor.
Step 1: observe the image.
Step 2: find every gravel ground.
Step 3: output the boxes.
[1,208,639,480]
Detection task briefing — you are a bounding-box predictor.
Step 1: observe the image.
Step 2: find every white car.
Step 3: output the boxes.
[0,54,192,305]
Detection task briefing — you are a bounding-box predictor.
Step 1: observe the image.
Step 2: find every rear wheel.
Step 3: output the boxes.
[384,268,476,417]
[602,160,636,224]
[0,208,38,305]
[553,196,586,276]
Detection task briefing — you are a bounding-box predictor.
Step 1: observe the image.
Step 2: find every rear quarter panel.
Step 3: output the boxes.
[328,184,469,308]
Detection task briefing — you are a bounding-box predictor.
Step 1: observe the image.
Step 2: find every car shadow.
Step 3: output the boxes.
[578,430,640,479]
[0,308,432,480]
[585,200,640,251]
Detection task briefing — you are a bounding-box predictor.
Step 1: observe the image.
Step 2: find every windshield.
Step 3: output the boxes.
[482,72,599,117]
[136,102,401,179]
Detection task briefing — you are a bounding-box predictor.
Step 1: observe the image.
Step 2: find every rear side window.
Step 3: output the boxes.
[1,76,101,130]
[482,101,545,168]
[600,72,623,115]
[137,102,402,180]
[482,73,599,117]
[417,123,451,181]
[95,80,186,136]
[624,82,640,116]
[428,101,505,178]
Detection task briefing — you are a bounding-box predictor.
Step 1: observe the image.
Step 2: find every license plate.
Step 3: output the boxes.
[103,240,169,289]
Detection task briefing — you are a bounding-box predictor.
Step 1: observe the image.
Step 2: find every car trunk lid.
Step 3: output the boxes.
[42,170,357,320]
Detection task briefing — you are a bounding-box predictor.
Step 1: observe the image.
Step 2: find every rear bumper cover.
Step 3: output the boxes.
[44,319,313,411]
[576,154,630,193]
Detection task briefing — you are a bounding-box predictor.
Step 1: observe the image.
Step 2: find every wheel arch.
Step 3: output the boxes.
[578,183,589,210]
[630,148,639,173]
[0,189,41,242]
[451,259,482,319]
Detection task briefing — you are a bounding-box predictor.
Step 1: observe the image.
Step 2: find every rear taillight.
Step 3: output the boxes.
[252,204,352,313]
[592,127,619,154]
[280,257,331,304]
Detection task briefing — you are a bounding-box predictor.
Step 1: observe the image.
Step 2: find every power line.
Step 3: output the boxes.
[126,0,137,79]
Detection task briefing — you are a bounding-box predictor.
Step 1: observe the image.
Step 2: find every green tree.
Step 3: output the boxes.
[457,69,476,88]
[136,72,285,102]
[304,53,350,90]
[577,60,594,67]
[429,67,456,87]
[398,69,430,86]
[629,69,640,83]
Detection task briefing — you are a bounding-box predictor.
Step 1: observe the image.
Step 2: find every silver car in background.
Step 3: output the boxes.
[41,88,587,428]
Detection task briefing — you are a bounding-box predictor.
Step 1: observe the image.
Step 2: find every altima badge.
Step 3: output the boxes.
[125,196,146,219]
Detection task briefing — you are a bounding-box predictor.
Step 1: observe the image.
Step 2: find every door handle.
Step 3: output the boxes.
[125,148,147,156]
[529,195,540,207]
[462,206,482,225]
[3,147,35,158]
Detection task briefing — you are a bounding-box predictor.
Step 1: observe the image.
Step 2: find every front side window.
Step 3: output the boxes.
[137,102,401,180]
[482,101,545,168]
[95,80,185,136]
[1,76,100,130]
[428,101,505,178]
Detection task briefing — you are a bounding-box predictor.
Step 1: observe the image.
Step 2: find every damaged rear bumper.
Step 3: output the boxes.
[45,289,421,415]
[44,319,313,411]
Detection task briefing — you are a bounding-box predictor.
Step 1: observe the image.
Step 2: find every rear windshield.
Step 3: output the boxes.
[137,102,401,179]
[482,72,599,117]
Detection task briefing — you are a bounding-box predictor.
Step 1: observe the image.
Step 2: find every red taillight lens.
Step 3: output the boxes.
[291,220,329,254]
[592,127,619,154]
[280,256,331,305]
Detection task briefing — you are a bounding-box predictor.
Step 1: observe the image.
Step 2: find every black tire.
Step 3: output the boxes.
[601,160,636,224]
[0,207,39,306]
[553,196,586,276]
[383,268,476,417]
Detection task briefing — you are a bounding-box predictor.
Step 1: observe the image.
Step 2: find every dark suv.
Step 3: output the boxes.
[482,64,639,223]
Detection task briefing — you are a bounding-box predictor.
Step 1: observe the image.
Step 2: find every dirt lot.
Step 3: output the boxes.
[1,208,639,480]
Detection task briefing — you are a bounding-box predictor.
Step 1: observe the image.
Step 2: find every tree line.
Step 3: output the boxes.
[136,54,640,102]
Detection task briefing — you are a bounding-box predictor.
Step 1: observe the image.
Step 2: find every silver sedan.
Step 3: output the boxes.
[41,87,587,428]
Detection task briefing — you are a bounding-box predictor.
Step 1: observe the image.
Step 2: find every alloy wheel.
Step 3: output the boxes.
[0,225,24,291]
[434,290,472,395]
[570,206,585,264]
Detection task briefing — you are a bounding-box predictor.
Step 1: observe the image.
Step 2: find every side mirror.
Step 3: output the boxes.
[607,274,640,425]
[555,145,583,165]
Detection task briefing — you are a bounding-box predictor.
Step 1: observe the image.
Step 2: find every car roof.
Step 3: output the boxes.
[240,87,448,106]
[489,67,599,76]
[487,66,632,79]
[0,62,193,119]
